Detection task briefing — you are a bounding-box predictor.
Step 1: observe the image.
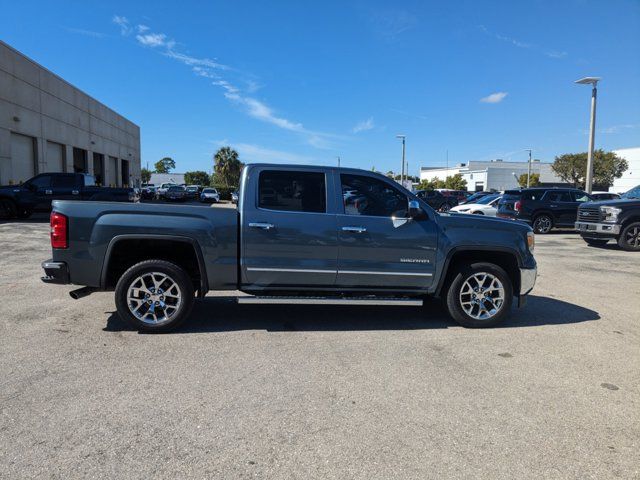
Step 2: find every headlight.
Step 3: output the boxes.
[527,231,535,252]
[600,206,621,223]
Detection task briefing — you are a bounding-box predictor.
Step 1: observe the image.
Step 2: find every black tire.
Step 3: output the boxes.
[532,214,553,234]
[115,259,195,333]
[617,221,640,252]
[444,262,513,328]
[584,238,609,247]
[471,211,484,215]
[0,199,17,219]
[439,203,451,212]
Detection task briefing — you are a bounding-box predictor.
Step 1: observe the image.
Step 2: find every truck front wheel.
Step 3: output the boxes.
[445,262,513,328]
[115,259,195,333]
[618,221,640,251]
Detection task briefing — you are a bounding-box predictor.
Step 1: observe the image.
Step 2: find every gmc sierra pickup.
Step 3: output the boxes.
[41,164,537,332]
[0,172,138,219]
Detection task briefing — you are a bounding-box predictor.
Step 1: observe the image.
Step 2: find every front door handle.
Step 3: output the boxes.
[72,190,79,195]
[45,190,53,195]
[342,226,367,233]
[249,222,275,230]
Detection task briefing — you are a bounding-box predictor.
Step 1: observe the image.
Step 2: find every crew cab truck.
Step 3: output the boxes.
[41,164,537,332]
[0,172,138,219]
[575,186,640,251]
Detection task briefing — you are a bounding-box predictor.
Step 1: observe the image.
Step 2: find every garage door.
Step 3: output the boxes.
[45,141,64,173]
[10,133,36,183]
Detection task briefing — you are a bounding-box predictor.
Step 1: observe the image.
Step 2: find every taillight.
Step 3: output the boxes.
[50,212,68,249]
[514,200,522,212]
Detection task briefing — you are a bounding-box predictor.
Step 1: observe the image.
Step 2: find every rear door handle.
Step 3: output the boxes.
[45,190,53,195]
[342,226,367,233]
[249,222,275,230]
[72,190,79,195]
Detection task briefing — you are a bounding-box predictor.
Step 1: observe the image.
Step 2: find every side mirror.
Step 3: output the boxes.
[26,182,37,192]
[408,200,423,219]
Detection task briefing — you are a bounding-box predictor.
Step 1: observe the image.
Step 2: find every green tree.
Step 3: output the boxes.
[517,173,540,187]
[184,171,210,186]
[141,168,152,183]
[213,147,244,187]
[443,173,467,190]
[552,150,627,189]
[154,157,176,174]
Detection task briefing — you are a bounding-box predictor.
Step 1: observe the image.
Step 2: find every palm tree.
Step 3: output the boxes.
[213,147,243,187]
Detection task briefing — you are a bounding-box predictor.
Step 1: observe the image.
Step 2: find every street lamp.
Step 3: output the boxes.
[396,135,406,185]
[575,77,601,193]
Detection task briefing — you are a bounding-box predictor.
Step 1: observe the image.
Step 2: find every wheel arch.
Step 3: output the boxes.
[435,247,522,297]
[100,234,208,297]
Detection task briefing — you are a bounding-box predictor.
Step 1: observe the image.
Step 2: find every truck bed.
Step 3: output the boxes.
[49,200,238,289]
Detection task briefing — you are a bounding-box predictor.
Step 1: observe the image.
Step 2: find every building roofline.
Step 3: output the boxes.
[0,40,139,129]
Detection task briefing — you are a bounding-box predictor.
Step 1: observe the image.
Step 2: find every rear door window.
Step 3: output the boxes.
[258,170,326,213]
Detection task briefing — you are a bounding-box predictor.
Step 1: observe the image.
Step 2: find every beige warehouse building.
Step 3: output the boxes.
[0,40,140,186]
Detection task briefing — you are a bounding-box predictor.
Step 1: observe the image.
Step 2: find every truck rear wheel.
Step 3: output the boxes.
[444,262,513,328]
[115,259,194,333]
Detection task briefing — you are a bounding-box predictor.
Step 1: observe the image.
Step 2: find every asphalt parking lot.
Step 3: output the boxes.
[1,213,638,479]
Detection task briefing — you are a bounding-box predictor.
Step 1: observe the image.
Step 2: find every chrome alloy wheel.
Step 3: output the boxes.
[459,272,506,320]
[534,216,552,234]
[626,226,640,248]
[126,272,182,325]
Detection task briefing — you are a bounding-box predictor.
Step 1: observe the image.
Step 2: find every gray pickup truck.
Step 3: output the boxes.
[41,164,537,332]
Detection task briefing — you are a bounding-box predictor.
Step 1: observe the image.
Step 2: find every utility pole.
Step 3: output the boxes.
[396,135,406,186]
[446,150,449,179]
[525,149,532,187]
[337,156,341,167]
[575,77,601,193]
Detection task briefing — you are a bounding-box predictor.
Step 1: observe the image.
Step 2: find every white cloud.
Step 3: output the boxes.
[136,32,170,47]
[214,141,315,165]
[480,92,508,104]
[112,15,131,35]
[599,124,640,134]
[352,117,375,133]
[113,16,337,148]
[478,25,567,60]
[66,27,105,38]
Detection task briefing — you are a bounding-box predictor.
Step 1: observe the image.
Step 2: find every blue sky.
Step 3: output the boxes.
[3,0,640,175]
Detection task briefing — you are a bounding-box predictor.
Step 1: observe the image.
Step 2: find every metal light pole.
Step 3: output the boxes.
[337,156,341,167]
[525,149,532,187]
[575,77,601,193]
[396,135,406,185]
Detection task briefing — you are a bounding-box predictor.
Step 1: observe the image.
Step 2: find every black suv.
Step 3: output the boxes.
[497,187,591,234]
[415,190,458,212]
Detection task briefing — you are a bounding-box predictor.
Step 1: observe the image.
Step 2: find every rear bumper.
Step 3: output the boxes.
[575,221,620,236]
[41,259,70,284]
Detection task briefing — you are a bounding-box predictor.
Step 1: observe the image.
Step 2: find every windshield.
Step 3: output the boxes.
[202,188,216,193]
[168,186,182,192]
[621,186,640,199]
[475,194,500,205]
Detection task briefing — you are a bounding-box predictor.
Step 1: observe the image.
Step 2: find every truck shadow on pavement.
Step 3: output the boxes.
[103,294,599,334]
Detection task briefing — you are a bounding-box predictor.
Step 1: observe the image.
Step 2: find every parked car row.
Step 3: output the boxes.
[139,183,225,203]
[0,173,138,219]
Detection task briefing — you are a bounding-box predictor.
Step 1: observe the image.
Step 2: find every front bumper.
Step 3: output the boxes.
[575,221,620,236]
[41,259,70,284]
[519,267,537,296]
